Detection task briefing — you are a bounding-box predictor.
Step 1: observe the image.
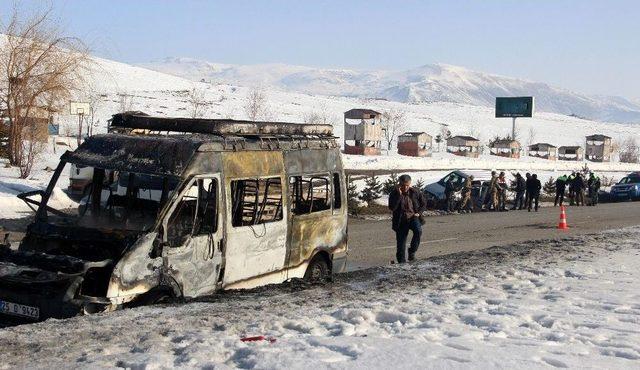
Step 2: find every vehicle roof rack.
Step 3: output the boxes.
[109,112,334,137]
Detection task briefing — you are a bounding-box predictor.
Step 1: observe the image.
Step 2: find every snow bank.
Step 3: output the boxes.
[2,228,640,368]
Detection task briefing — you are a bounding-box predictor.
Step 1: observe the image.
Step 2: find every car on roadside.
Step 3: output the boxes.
[423,170,493,209]
[609,172,640,201]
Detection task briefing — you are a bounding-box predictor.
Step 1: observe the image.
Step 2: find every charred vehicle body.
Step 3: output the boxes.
[0,113,348,322]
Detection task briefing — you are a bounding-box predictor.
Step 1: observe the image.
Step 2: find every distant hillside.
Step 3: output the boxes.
[140,57,640,124]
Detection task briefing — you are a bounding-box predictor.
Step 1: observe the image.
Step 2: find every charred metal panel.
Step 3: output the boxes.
[110,112,333,136]
[107,233,162,301]
[222,151,284,178]
[62,134,202,176]
[283,148,342,175]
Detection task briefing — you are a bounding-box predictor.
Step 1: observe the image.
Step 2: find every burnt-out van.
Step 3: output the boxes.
[0,113,348,322]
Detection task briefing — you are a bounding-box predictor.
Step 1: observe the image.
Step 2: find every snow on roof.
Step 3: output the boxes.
[344,108,381,119]
[449,135,479,142]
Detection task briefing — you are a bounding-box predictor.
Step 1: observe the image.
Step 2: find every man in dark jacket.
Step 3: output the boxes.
[389,174,427,263]
[444,177,458,212]
[554,175,567,206]
[573,173,586,206]
[511,173,526,210]
[526,174,542,212]
[524,172,532,208]
[588,173,601,206]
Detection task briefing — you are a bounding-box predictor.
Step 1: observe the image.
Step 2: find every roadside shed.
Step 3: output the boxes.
[528,143,558,160]
[343,108,382,156]
[585,134,613,162]
[397,131,432,157]
[446,135,480,158]
[558,146,584,161]
[490,139,521,159]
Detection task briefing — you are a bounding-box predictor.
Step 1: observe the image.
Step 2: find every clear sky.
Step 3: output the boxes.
[2,0,639,99]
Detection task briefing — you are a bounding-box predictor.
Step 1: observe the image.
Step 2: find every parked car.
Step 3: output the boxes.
[610,172,640,201]
[423,170,492,209]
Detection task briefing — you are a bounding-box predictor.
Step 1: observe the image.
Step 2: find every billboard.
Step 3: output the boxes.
[495,97,534,118]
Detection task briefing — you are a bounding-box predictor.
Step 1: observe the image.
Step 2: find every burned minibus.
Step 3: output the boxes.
[0,113,347,322]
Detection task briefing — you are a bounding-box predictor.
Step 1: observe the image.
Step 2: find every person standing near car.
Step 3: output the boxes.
[444,176,458,212]
[527,173,542,212]
[587,172,601,206]
[458,175,474,213]
[497,171,508,211]
[511,172,526,210]
[389,174,426,263]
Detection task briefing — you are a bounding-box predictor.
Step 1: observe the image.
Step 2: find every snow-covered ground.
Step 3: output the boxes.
[2,228,640,369]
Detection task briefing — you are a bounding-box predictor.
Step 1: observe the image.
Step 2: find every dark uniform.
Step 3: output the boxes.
[554,175,567,206]
[573,174,586,206]
[527,174,542,211]
[588,174,601,206]
[444,178,457,212]
[512,173,526,210]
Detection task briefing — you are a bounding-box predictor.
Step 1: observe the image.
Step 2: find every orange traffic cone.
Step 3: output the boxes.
[558,205,569,230]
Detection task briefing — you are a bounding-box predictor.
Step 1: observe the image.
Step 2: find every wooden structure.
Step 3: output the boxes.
[490,139,521,159]
[585,134,613,162]
[528,143,558,160]
[397,131,432,157]
[0,107,52,142]
[446,135,480,158]
[558,146,584,161]
[343,109,382,156]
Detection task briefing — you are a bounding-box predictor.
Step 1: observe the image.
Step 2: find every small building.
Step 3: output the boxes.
[397,131,432,157]
[528,142,558,160]
[446,135,480,158]
[0,107,52,142]
[490,139,521,159]
[585,134,613,162]
[343,108,382,156]
[558,146,584,161]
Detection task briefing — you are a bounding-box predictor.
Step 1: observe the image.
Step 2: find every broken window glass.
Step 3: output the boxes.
[289,175,331,215]
[231,177,283,227]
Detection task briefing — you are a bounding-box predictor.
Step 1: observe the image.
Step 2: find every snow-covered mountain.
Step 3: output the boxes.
[140,57,640,124]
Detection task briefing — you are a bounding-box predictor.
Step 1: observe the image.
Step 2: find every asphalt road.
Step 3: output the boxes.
[346,201,640,270]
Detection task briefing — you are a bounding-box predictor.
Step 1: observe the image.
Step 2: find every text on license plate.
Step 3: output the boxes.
[0,299,40,319]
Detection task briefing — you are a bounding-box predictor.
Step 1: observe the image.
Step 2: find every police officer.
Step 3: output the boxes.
[554,174,568,206]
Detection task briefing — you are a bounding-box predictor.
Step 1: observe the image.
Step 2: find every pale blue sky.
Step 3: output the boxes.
[2,1,639,99]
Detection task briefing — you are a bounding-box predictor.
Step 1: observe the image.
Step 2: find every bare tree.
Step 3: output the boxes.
[244,88,270,121]
[381,109,407,152]
[303,104,334,126]
[187,86,208,118]
[527,126,537,146]
[619,137,639,163]
[0,5,90,175]
[118,92,135,113]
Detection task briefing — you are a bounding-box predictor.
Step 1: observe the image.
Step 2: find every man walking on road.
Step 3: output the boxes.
[512,173,526,210]
[527,174,542,212]
[389,175,426,263]
[555,175,567,206]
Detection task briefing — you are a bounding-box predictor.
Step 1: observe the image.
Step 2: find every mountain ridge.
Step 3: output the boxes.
[139,57,640,124]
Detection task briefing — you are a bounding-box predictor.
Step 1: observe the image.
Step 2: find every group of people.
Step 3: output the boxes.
[444,171,602,214]
[554,172,601,207]
[444,171,543,213]
[388,171,602,264]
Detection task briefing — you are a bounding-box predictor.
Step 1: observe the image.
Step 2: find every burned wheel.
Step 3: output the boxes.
[304,255,330,282]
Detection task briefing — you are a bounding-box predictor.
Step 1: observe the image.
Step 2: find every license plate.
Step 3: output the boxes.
[0,299,40,319]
